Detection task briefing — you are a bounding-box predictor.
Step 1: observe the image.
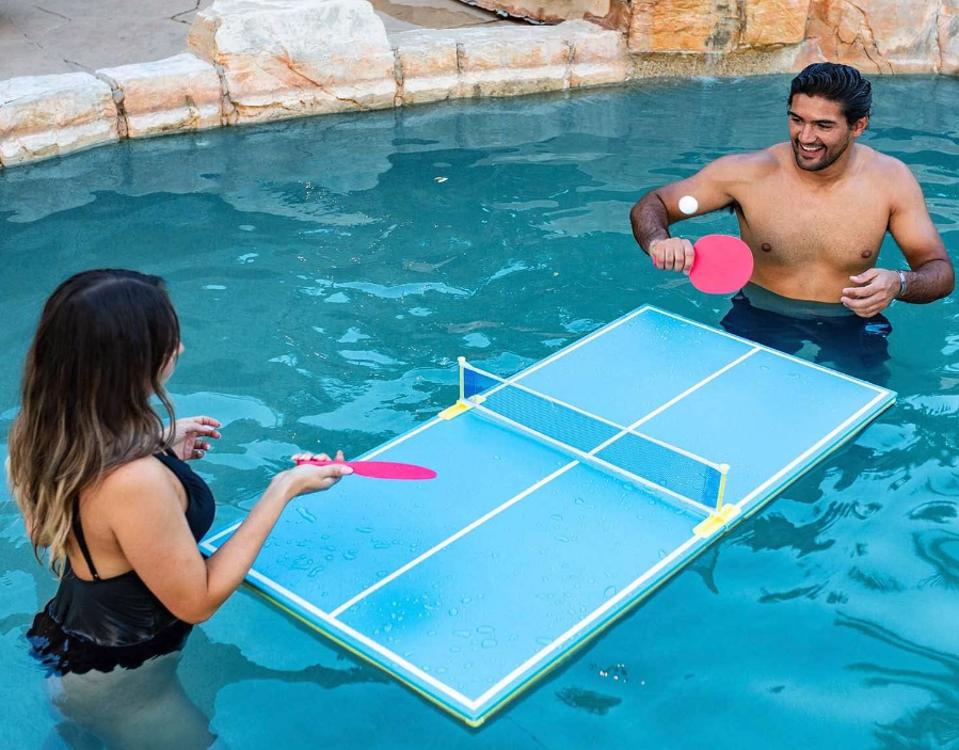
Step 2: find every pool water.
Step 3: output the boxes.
[1,75,958,749]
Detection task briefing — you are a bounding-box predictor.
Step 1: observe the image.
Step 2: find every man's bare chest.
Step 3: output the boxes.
[734,180,890,267]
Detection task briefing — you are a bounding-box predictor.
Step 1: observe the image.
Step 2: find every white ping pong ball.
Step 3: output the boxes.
[678,195,699,216]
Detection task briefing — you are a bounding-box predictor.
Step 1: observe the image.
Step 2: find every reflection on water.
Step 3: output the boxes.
[914,529,959,590]
[1,75,958,747]
[555,686,622,715]
[839,614,959,750]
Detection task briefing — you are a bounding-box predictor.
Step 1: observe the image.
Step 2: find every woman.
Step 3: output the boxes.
[8,269,350,748]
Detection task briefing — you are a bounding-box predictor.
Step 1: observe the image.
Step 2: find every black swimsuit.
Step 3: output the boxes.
[27,452,216,676]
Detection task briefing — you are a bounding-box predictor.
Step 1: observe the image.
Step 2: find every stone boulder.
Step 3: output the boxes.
[797,0,945,73]
[942,0,959,75]
[0,73,119,167]
[628,0,810,55]
[744,0,809,48]
[563,19,629,88]
[391,21,626,106]
[188,0,396,124]
[454,26,571,98]
[97,54,223,139]
[392,30,460,106]
[463,0,610,25]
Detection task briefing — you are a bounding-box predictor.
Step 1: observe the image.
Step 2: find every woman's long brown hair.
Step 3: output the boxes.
[8,270,181,574]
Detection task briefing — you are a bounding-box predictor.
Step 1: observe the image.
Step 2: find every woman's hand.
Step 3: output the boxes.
[171,416,221,461]
[280,450,352,498]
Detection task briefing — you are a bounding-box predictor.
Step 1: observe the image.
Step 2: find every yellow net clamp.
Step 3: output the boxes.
[439,401,472,420]
[693,503,740,539]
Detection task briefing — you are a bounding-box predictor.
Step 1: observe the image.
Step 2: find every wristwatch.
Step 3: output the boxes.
[896,269,909,299]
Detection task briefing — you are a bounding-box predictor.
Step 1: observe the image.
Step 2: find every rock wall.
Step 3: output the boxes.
[505,0,959,77]
[1,0,958,169]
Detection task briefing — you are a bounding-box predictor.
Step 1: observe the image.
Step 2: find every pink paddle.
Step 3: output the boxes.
[294,457,437,480]
[689,234,754,294]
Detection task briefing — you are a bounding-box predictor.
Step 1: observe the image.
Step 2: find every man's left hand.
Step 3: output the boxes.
[841,268,900,318]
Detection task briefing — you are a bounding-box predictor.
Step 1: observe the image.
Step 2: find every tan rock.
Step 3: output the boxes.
[97,54,222,139]
[393,22,626,105]
[561,20,629,88]
[464,0,609,25]
[628,0,810,55]
[744,0,810,47]
[938,0,959,74]
[188,0,396,125]
[455,26,570,98]
[801,0,941,74]
[392,30,460,106]
[0,73,118,167]
[628,0,740,54]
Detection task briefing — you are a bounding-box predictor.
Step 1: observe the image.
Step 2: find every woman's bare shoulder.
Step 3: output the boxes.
[85,455,180,515]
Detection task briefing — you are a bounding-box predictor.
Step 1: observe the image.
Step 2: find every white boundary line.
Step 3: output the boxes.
[207,519,704,715]
[649,307,893,395]
[626,347,760,428]
[242,567,478,709]
[358,416,442,460]
[510,305,653,381]
[329,461,580,617]
[471,534,701,708]
[733,390,890,509]
[199,538,477,708]
[202,522,240,547]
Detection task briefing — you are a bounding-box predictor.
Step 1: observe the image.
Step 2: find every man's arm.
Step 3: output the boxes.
[842,161,953,316]
[629,155,743,272]
[887,162,954,303]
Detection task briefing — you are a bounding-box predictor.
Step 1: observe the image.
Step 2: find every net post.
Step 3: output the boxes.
[439,357,472,420]
[694,463,738,539]
[715,463,730,512]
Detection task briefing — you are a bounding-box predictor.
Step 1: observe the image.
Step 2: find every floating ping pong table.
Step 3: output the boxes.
[200,305,895,726]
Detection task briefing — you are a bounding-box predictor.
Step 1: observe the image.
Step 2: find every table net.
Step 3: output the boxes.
[461,361,726,515]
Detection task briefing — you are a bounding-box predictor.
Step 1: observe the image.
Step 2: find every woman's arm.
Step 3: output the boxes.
[104,456,350,623]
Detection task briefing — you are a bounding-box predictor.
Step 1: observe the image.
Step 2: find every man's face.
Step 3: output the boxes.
[787,94,866,172]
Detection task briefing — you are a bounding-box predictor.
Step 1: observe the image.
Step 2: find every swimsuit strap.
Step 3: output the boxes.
[71,500,101,581]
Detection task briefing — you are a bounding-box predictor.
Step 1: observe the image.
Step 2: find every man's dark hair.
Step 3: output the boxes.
[789,62,872,125]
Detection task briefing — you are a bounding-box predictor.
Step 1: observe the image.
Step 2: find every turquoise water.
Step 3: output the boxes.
[1,75,958,748]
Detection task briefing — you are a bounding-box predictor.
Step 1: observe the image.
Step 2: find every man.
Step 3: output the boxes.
[630,63,953,378]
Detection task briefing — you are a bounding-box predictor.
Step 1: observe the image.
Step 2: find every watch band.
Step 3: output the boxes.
[896,269,909,299]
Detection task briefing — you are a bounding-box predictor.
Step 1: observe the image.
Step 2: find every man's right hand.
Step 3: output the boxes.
[649,238,695,274]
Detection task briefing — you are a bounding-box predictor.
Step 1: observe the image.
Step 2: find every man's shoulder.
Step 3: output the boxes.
[860,144,911,173]
[857,145,918,193]
[707,146,780,179]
